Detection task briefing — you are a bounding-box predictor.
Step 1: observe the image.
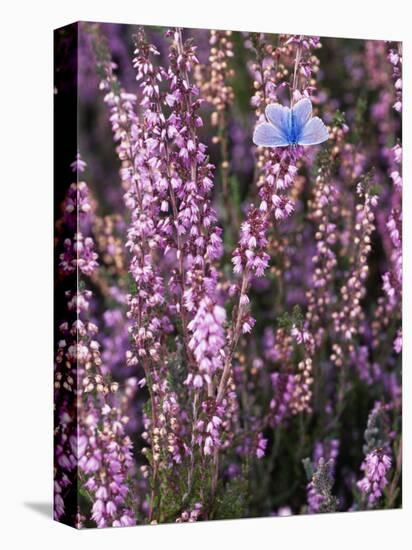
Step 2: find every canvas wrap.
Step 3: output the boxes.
[53,22,402,528]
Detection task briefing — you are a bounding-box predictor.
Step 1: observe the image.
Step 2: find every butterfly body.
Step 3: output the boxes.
[288,110,299,145]
[253,98,329,148]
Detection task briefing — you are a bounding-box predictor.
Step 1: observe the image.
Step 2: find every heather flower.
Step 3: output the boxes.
[289,357,313,414]
[195,398,226,456]
[130,28,226,396]
[70,152,87,173]
[388,44,402,113]
[269,372,295,426]
[277,506,292,516]
[59,233,98,276]
[357,449,391,506]
[195,30,238,239]
[331,174,378,352]
[383,204,402,305]
[186,297,226,388]
[93,214,127,276]
[382,144,402,356]
[305,449,338,514]
[176,503,202,523]
[394,328,402,354]
[54,157,135,527]
[291,324,311,346]
[255,432,268,459]
[356,402,394,507]
[63,181,94,228]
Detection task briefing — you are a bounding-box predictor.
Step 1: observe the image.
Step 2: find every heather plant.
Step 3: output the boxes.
[54,23,402,527]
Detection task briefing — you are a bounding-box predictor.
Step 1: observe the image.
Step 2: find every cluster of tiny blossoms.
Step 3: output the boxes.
[130,28,226,394]
[357,449,391,506]
[382,187,402,310]
[54,158,135,528]
[91,26,236,500]
[356,402,393,507]
[92,32,170,371]
[382,44,402,352]
[388,44,402,113]
[305,123,347,348]
[195,30,237,237]
[331,178,378,364]
[307,439,339,513]
[54,161,98,522]
[269,371,296,427]
[196,30,234,127]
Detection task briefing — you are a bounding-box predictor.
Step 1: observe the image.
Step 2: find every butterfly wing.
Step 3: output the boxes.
[253,122,290,147]
[297,117,329,146]
[266,103,291,130]
[292,98,312,128]
[253,103,291,147]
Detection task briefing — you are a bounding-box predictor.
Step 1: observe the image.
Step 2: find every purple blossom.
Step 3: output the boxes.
[357,449,392,506]
[186,297,226,388]
[54,157,135,527]
[256,432,268,459]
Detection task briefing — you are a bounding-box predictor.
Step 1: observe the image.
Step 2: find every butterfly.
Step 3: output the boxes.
[253,98,329,148]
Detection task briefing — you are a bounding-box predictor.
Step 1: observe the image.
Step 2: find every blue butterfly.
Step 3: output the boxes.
[253,98,329,148]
